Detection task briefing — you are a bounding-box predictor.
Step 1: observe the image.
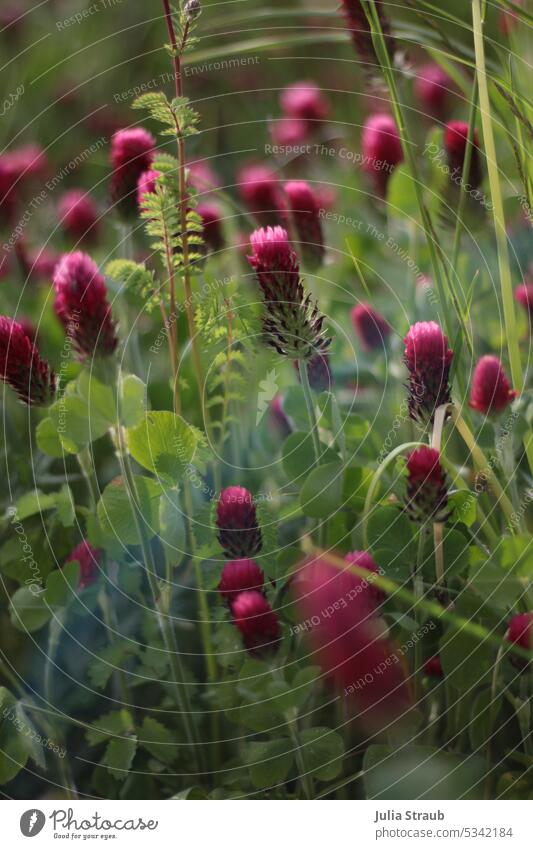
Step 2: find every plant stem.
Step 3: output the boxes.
[298,359,321,469]
[485,644,504,798]
[472,0,523,392]
[413,526,427,703]
[450,406,516,529]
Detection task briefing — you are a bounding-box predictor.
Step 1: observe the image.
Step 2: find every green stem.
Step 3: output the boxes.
[451,407,516,529]
[485,644,504,798]
[44,614,78,799]
[413,527,427,703]
[471,0,523,392]
[298,359,326,547]
[286,714,314,799]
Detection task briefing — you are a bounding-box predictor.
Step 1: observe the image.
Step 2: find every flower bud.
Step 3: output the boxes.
[110,128,155,217]
[237,164,286,226]
[414,64,452,119]
[58,189,99,243]
[280,81,329,129]
[506,612,532,671]
[0,316,56,406]
[284,180,325,269]
[405,446,449,524]
[444,121,482,189]
[231,590,281,657]
[351,302,390,351]
[469,355,517,415]
[53,252,118,360]
[361,114,403,195]
[216,486,262,558]
[218,559,265,604]
[403,321,453,423]
[64,540,102,589]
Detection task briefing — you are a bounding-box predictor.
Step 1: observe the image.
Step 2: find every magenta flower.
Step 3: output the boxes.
[110,128,155,217]
[406,446,449,524]
[0,316,56,406]
[284,180,325,269]
[231,590,281,657]
[197,201,224,253]
[248,225,330,360]
[216,486,262,559]
[339,1,396,67]
[280,81,329,128]
[361,114,403,195]
[137,168,161,211]
[17,244,60,284]
[64,540,102,589]
[444,121,482,188]
[515,282,533,321]
[218,559,265,604]
[469,355,517,415]
[53,252,118,359]
[414,64,452,119]
[424,656,444,678]
[293,554,411,729]
[270,117,309,147]
[404,321,453,423]
[345,550,384,604]
[506,612,532,670]
[58,189,99,243]
[351,303,390,351]
[237,164,286,226]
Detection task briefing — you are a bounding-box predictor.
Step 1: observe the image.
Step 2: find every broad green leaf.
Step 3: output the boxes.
[127,411,200,485]
[77,371,116,426]
[44,561,80,609]
[97,476,161,548]
[9,586,51,633]
[139,717,177,765]
[36,417,64,458]
[282,431,338,485]
[120,374,147,427]
[367,506,414,560]
[0,710,28,784]
[300,727,345,781]
[300,461,343,518]
[102,736,137,778]
[86,710,135,747]
[244,739,294,790]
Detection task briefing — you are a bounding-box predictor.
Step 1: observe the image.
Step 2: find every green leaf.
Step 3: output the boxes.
[363,744,485,799]
[54,485,76,527]
[77,371,116,427]
[88,641,136,691]
[102,736,137,778]
[36,417,64,458]
[300,462,343,518]
[300,727,345,781]
[139,717,177,765]
[97,476,161,548]
[439,623,495,692]
[86,710,135,747]
[282,431,337,485]
[448,490,476,527]
[127,411,201,485]
[9,586,51,633]
[367,506,414,559]
[469,555,523,611]
[159,488,187,560]
[49,392,110,452]
[244,739,294,790]
[120,374,147,428]
[0,703,28,784]
[11,490,56,521]
[44,562,80,609]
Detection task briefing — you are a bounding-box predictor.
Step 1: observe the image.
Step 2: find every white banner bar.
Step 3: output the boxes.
[2,799,531,847]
